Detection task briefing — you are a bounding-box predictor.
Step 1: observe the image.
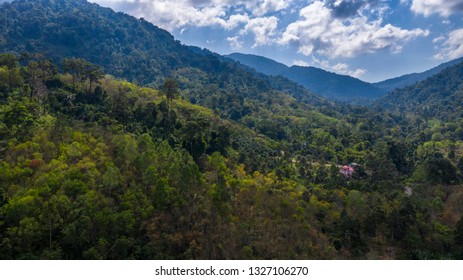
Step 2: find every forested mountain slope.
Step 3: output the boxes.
[226,53,289,77]
[283,66,385,103]
[0,0,333,119]
[2,52,463,260]
[227,53,386,103]
[374,57,463,92]
[377,61,463,122]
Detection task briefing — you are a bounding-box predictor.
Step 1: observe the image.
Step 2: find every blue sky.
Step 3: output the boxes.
[80,1,463,81]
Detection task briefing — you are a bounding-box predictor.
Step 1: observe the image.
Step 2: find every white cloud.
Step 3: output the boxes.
[90,0,291,30]
[227,36,243,49]
[89,0,241,31]
[292,60,310,67]
[411,0,463,17]
[432,35,445,43]
[332,63,366,78]
[240,16,279,47]
[247,0,292,16]
[224,14,250,30]
[434,28,463,60]
[279,1,429,58]
[89,0,431,63]
[294,57,367,78]
[89,0,292,49]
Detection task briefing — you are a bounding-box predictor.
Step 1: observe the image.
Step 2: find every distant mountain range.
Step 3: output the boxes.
[227,53,384,103]
[376,60,463,122]
[373,57,463,92]
[227,53,463,104]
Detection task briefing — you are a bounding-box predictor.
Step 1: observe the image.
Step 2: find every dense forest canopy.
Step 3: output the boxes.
[1,0,463,260]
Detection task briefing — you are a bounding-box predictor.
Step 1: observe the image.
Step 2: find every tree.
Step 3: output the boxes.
[21,54,57,105]
[423,157,457,185]
[161,78,179,131]
[85,64,104,93]
[62,58,103,92]
[454,216,463,258]
[162,78,179,104]
[0,53,22,94]
[62,58,85,89]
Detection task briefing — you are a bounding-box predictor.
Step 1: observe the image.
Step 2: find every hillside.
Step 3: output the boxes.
[2,51,463,260]
[0,0,332,118]
[226,53,289,76]
[374,57,463,92]
[227,53,386,103]
[377,61,463,122]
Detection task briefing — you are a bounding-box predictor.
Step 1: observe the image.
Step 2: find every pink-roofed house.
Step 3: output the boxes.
[340,165,354,179]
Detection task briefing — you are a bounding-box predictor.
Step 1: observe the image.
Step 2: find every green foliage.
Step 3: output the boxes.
[0,0,463,260]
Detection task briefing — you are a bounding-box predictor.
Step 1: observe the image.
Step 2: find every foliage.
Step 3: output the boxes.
[0,0,463,260]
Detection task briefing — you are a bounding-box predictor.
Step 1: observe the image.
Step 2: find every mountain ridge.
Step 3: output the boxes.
[227,52,386,103]
[0,0,336,118]
[374,57,463,92]
[376,60,463,122]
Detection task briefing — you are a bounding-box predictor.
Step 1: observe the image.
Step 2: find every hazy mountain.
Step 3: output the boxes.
[227,52,386,103]
[374,57,463,92]
[283,66,385,103]
[227,53,288,76]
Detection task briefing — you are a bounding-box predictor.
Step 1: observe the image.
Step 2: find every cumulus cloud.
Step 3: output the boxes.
[434,28,463,60]
[89,0,292,48]
[311,57,367,78]
[293,58,367,78]
[279,1,429,58]
[90,0,290,29]
[90,0,237,31]
[245,0,293,16]
[332,63,366,78]
[432,35,445,44]
[240,16,279,47]
[410,0,463,17]
[227,36,244,49]
[328,0,374,19]
[293,60,310,67]
[90,0,431,59]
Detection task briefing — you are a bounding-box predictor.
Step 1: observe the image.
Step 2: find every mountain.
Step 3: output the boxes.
[0,0,332,116]
[227,53,386,103]
[283,66,385,103]
[227,53,288,76]
[377,60,463,122]
[374,57,463,92]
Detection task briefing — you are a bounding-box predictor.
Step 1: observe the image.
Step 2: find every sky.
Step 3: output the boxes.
[34,1,463,81]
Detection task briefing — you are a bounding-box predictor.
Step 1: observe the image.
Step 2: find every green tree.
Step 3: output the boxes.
[21,54,57,106]
[454,216,463,258]
[62,58,103,92]
[0,53,22,94]
[161,78,179,131]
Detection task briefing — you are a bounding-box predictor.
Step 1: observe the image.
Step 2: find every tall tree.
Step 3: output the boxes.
[62,58,103,92]
[0,53,21,93]
[161,78,179,132]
